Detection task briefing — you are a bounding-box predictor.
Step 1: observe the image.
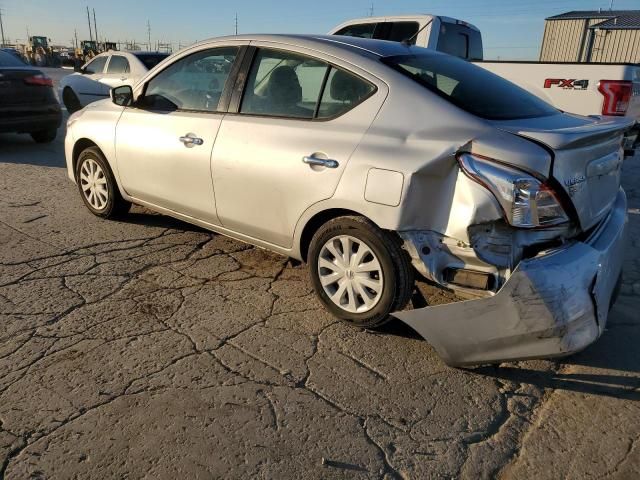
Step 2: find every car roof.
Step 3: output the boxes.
[193,34,419,58]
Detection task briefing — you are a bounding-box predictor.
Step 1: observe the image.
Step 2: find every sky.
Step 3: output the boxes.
[0,0,638,60]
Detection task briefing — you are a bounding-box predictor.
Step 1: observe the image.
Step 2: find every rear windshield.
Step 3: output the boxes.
[134,53,169,70]
[382,53,558,120]
[0,51,26,67]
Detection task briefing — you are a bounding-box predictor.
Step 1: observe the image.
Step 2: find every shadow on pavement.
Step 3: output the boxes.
[473,295,640,400]
[119,210,210,233]
[0,132,66,168]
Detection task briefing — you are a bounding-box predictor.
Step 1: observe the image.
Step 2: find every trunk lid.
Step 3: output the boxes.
[0,67,48,105]
[493,113,633,231]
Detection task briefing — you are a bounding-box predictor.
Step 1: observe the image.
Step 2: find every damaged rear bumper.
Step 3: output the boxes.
[393,189,628,367]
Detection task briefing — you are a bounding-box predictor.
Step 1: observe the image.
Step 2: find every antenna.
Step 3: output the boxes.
[402,17,434,46]
[147,20,151,51]
[93,8,99,45]
[235,13,238,35]
[87,6,93,43]
[0,8,6,47]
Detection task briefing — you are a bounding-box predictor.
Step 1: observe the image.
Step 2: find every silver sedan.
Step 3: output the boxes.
[65,34,632,366]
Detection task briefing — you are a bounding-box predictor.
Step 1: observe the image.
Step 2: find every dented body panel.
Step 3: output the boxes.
[393,190,627,367]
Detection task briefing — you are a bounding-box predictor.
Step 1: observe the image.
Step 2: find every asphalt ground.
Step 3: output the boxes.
[0,67,638,479]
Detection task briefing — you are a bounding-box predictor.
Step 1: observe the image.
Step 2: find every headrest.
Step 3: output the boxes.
[266,66,302,105]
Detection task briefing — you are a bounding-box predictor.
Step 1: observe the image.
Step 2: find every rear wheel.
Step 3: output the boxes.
[30,129,57,144]
[63,88,82,113]
[308,216,414,328]
[76,147,131,218]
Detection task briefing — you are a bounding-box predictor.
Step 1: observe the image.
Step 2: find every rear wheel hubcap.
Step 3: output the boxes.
[318,235,384,313]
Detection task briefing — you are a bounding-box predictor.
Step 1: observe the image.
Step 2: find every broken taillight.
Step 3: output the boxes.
[598,80,632,116]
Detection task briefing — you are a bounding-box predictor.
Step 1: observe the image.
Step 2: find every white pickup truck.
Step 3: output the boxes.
[329,15,640,151]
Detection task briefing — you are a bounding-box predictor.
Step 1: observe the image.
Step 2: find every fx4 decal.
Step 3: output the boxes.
[544,79,589,90]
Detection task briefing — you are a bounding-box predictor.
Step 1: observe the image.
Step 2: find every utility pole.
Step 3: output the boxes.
[609,0,614,10]
[369,2,374,17]
[234,13,238,35]
[147,20,151,51]
[93,8,99,46]
[0,8,6,47]
[74,29,78,49]
[87,6,93,43]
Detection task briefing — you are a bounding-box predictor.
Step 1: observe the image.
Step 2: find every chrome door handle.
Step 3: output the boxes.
[303,156,339,168]
[179,135,204,148]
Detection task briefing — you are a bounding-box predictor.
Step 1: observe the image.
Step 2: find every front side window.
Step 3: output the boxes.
[334,23,377,39]
[383,53,558,120]
[141,47,238,112]
[107,55,130,74]
[240,49,376,120]
[84,56,107,74]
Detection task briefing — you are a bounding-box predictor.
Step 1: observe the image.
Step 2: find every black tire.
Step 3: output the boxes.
[308,215,414,328]
[63,88,82,114]
[75,146,131,218]
[30,129,57,143]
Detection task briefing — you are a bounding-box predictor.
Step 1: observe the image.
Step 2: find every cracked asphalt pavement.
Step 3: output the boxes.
[0,68,639,479]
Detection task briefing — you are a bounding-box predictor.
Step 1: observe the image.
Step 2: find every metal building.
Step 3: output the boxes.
[540,10,640,63]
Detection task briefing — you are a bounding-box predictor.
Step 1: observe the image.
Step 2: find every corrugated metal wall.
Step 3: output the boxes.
[590,28,640,62]
[539,18,639,62]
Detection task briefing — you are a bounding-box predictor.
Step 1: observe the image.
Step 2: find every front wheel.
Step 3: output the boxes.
[308,216,414,328]
[76,147,131,218]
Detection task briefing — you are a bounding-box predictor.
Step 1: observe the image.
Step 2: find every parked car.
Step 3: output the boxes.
[65,35,632,366]
[0,50,61,143]
[59,50,169,113]
[330,15,640,152]
[1,48,26,63]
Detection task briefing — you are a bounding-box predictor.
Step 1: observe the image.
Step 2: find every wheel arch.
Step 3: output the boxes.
[298,208,379,263]
[72,138,99,180]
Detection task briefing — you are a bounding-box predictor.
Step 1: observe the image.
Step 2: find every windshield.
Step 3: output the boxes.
[383,53,558,120]
[0,51,27,67]
[134,53,169,71]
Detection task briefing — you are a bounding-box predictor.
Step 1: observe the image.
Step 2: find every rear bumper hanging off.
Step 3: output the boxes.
[393,189,628,367]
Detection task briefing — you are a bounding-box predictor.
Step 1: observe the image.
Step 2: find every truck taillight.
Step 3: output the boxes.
[598,80,632,116]
[23,74,53,87]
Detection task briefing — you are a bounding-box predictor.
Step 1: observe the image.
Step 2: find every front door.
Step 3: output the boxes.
[115,46,241,224]
[211,46,385,247]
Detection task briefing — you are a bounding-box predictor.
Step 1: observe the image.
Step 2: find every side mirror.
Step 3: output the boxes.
[110,85,134,107]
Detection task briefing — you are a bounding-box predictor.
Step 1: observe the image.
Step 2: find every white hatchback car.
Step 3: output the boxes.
[65,34,631,366]
[60,51,168,113]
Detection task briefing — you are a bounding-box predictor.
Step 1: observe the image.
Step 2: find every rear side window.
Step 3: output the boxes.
[107,55,130,74]
[0,51,25,67]
[317,68,375,119]
[437,23,483,61]
[239,48,376,120]
[84,56,107,74]
[383,53,558,120]
[334,23,377,39]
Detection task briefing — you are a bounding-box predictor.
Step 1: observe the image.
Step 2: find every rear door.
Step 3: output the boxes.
[75,55,110,105]
[210,45,385,247]
[101,54,132,88]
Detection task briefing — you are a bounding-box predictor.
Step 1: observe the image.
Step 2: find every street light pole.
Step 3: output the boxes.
[0,8,6,47]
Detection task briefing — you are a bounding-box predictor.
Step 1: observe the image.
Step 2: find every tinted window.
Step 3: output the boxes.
[317,68,375,119]
[383,53,558,120]
[241,49,329,119]
[141,47,238,112]
[437,23,483,60]
[134,53,169,70]
[385,22,420,43]
[0,51,25,67]
[334,23,377,39]
[84,56,107,74]
[107,55,130,74]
